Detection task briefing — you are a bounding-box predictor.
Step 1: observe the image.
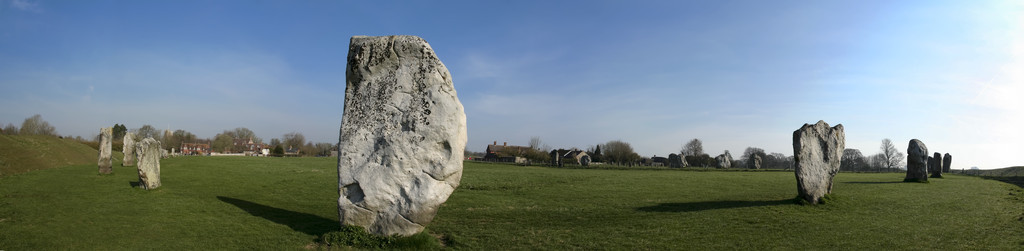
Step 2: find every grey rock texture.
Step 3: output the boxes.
[715,154,731,169]
[122,132,135,166]
[792,120,845,204]
[98,127,112,174]
[929,152,943,178]
[337,35,467,237]
[942,153,952,173]
[749,155,762,170]
[135,138,162,190]
[668,153,684,168]
[580,155,591,167]
[905,139,929,182]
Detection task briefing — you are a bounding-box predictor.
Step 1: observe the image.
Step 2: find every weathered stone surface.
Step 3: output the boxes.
[98,127,112,174]
[122,132,135,166]
[338,35,467,237]
[715,154,731,169]
[905,139,929,182]
[580,155,591,167]
[929,152,943,178]
[749,155,762,169]
[668,153,684,168]
[135,138,162,190]
[792,120,845,204]
[942,153,952,173]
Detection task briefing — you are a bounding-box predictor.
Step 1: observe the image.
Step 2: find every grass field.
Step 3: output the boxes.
[0,135,104,177]
[1,157,1022,249]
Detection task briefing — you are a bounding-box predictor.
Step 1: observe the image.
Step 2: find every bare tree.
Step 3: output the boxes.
[529,136,542,150]
[232,127,261,144]
[19,114,57,136]
[681,138,704,156]
[133,125,162,141]
[604,140,640,165]
[283,132,306,149]
[2,123,18,135]
[841,148,866,172]
[879,138,904,172]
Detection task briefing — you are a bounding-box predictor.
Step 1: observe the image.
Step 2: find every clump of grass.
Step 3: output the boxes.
[319,225,440,250]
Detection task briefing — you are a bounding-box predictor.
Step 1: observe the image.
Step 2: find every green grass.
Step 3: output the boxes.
[0,135,104,177]
[1,158,1022,249]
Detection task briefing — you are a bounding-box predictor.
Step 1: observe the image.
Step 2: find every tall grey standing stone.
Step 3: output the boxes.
[122,132,136,166]
[792,120,845,204]
[749,155,762,170]
[338,35,467,237]
[905,139,929,182]
[715,154,731,169]
[930,152,943,178]
[135,138,162,190]
[942,153,952,173]
[668,153,683,168]
[98,127,113,174]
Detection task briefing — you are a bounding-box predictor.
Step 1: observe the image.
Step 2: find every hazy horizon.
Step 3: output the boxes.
[2,1,1021,169]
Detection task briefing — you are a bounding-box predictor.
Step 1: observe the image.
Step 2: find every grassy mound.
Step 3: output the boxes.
[0,158,1021,249]
[0,135,111,177]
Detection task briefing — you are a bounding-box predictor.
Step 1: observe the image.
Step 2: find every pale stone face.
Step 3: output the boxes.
[793,120,845,204]
[905,139,929,182]
[123,132,136,166]
[338,35,466,237]
[98,127,112,174]
[135,138,162,190]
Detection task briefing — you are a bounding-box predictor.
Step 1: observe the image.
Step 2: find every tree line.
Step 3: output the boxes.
[1,114,337,157]
[483,136,908,171]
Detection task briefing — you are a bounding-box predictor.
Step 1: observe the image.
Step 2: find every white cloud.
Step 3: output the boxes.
[10,0,41,12]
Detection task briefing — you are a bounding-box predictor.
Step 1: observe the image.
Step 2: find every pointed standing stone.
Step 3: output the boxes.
[135,138,162,189]
[749,155,762,170]
[98,127,112,174]
[793,120,845,204]
[122,132,136,166]
[930,152,943,178]
[905,139,929,182]
[338,35,467,237]
[942,153,952,173]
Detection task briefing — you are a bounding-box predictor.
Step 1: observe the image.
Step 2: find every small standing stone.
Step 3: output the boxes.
[793,120,845,204]
[929,152,943,178]
[580,155,591,167]
[668,153,684,168]
[715,154,731,169]
[122,132,136,166]
[748,155,762,170]
[942,153,952,173]
[135,138,162,190]
[98,127,112,174]
[905,139,929,182]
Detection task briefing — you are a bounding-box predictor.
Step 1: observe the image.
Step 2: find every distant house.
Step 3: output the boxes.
[285,146,301,156]
[484,141,528,162]
[181,143,210,156]
[551,148,589,165]
[233,138,269,155]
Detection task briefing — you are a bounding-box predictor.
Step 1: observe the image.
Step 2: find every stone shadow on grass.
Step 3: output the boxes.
[217,196,336,236]
[637,199,793,213]
[842,181,903,184]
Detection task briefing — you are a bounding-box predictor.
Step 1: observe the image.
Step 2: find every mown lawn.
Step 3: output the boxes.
[1,158,1021,249]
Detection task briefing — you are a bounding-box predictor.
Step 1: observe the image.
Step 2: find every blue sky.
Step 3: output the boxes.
[1,0,1021,169]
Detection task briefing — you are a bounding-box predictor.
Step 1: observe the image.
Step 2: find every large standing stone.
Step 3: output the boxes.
[942,153,952,173]
[905,139,929,182]
[748,155,762,170]
[98,127,112,174]
[792,120,845,204]
[929,152,943,178]
[122,132,136,166]
[580,155,591,167]
[668,153,684,168]
[338,35,467,237]
[715,154,731,169]
[135,138,162,190]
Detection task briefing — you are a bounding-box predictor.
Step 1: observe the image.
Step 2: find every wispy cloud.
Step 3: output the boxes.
[10,0,42,13]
